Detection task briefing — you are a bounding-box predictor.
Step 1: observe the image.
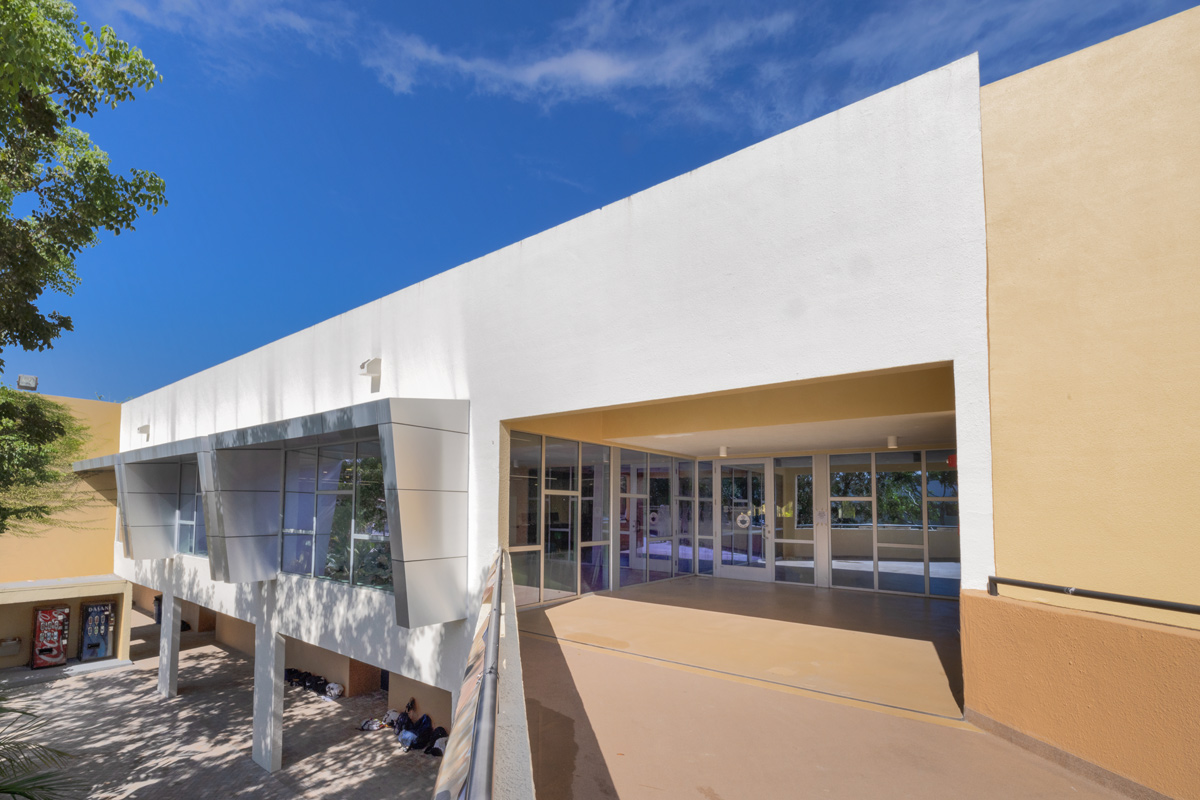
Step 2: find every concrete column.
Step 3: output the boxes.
[157,582,182,698]
[251,580,284,773]
[117,583,134,662]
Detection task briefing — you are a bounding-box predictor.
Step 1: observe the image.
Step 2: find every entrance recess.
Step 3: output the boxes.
[714,461,773,581]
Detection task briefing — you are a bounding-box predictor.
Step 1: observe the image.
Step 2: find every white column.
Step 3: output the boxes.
[157,579,181,698]
[251,580,284,773]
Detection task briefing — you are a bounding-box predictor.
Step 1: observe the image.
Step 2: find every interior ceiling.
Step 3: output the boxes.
[608,411,956,457]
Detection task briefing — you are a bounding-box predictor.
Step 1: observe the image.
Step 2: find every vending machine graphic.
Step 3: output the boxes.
[31,606,70,669]
[80,602,115,662]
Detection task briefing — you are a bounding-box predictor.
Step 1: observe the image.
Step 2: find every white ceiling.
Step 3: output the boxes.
[608,411,956,457]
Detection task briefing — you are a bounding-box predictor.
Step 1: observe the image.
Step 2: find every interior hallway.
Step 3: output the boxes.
[519,577,1124,799]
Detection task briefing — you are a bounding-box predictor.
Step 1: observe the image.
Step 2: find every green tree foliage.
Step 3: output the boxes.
[0,696,79,799]
[0,385,87,536]
[0,0,165,370]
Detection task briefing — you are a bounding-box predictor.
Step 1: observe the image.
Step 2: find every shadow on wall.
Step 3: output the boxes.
[520,633,619,800]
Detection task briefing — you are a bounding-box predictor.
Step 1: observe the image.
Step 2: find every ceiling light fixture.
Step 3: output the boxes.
[887,435,898,449]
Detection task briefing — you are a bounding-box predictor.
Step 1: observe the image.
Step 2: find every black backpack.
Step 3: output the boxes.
[411,714,435,751]
[395,711,414,732]
[423,727,448,755]
[313,676,328,695]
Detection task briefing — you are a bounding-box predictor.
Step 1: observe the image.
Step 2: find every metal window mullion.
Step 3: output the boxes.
[871,452,879,592]
[576,444,582,597]
[922,450,930,596]
[539,435,546,604]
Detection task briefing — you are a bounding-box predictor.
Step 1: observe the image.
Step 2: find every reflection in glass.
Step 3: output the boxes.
[353,538,392,588]
[355,442,388,539]
[720,465,766,568]
[509,432,541,547]
[926,450,958,497]
[775,541,815,584]
[876,451,923,546]
[676,500,693,575]
[511,550,541,606]
[194,507,207,556]
[773,456,813,541]
[929,500,960,596]
[830,453,872,497]
[832,499,873,589]
[620,449,647,496]
[178,524,195,556]
[676,459,694,498]
[283,534,313,575]
[698,461,713,500]
[698,537,714,575]
[544,494,578,600]
[581,444,609,544]
[878,545,925,594]
[318,442,356,490]
[286,448,317,492]
[545,437,579,492]
[316,494,352,583]
[580,545,609,594]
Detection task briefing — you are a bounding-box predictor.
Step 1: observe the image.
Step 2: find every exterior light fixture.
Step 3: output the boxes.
[887,435,898,449]
[16,375,37,391]
[719,445,729,457]
[137,424,150,441]
[360,358,382,393]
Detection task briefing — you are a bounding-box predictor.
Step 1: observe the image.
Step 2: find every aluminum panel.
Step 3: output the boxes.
[388,489,468,562]
[380,424,468,492]
[215,450,283,491]
[206,534,229,582]
[122,462,181,494]
[124,525,176,561]
[217,491,282,537]
[391,556,467,628]
[120,492,178,528]
[386,398,470,434]
[221,535,281,583]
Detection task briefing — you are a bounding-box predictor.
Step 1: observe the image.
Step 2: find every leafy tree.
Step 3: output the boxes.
[0,696,78,799]
[0,0,165,370]
[0,386,87,536]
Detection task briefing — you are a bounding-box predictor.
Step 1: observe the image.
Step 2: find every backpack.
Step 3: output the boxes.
[411,715,436,751]
[423,727,448,755]
[395,711,414,732]
[312,676,328,695]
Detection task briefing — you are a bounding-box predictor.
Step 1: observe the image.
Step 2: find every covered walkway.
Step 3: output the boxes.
[519,577,1123,799]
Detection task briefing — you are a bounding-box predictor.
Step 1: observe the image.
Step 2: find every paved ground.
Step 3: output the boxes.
[5,615,441,799]
[520,578,1126,800]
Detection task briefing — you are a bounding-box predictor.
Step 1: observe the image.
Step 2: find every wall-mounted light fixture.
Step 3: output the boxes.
[887,435,898,449]
[16,375,37,391]
[360,357,382,393]
[137,424,150,441]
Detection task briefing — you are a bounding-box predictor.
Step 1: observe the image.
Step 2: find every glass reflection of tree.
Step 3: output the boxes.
[877,469,922,525]
[795,475,813,525]
[354,456,392,587]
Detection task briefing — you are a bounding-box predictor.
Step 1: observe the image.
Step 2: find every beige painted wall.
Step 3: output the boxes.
[983,6,1200,617]
[0,396,121,583]
[215,612,255,657]
[0,593,127,669]
[388,670,453,729]
[283,637,381,698]
[962,591,1200,799]
[509,365,954,444]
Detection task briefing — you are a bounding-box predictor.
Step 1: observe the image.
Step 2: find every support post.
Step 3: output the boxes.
[251,580,284,773]
[157,583,181,698]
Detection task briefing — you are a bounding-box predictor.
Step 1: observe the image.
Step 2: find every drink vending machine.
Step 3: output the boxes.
[31,606,70,669]
[80,602,115,662]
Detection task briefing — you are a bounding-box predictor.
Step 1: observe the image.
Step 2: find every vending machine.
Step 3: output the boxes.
[80,602,115,662]
[31,606,70,669]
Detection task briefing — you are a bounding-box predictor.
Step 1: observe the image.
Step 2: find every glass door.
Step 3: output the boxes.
[714,460,773,581]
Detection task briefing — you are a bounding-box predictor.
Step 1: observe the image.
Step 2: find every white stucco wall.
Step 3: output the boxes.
[114,55,993,685]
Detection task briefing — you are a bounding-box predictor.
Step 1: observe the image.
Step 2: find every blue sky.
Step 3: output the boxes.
[7,0,1192,401]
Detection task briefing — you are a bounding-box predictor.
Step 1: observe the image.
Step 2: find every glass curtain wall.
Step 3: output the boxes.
[619,449,648,587]
[697,461,714,575]
[177,459,207,557]
[281,439,392,589]
[773,456,814,583]
[830,450,959,597]
[675,460,694,574]
[510,432,611,605]
[647,454,673,582]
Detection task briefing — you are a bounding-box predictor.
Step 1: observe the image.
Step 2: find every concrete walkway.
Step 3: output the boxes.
[520,577,1125,799]
[5,622,440,798]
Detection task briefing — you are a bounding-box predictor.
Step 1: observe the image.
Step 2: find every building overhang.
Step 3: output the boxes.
[74,398,470,629]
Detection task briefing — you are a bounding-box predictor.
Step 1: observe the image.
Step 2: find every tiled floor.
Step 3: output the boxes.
[6,623,440,799]
[520,577,1126,800]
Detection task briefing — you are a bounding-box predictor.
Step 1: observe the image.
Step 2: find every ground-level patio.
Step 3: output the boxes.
[5,610,439,799]
[519,576,1126,799]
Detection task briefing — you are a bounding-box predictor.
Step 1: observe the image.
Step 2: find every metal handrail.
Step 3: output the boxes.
[464,556,502,799]
[433,552,504,800]
[988,576,1200,616]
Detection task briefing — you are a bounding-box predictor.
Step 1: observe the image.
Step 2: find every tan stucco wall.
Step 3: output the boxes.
[962,591,1200,799]
[0,396,121,583]
[508,364,954,444]
[0,591,128,669]
[983,6,1200,619]
[215,612,255,657]
[282,637,381,698]
[388,670,453,729]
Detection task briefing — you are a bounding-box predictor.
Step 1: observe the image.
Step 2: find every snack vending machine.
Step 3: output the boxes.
[80,602,115,662]
[31,606,70,669]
